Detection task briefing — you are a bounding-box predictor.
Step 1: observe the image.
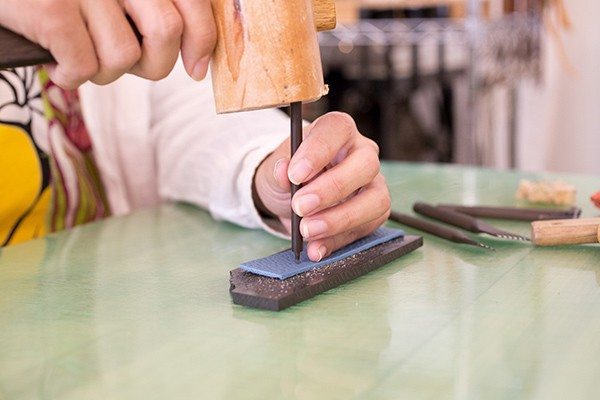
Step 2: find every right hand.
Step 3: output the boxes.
[0,0,216,88]
[254,112,391,262]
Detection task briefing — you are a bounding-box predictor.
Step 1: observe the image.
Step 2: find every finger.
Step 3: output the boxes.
[306,214,389,262]
[125,0,183,80]
[254,156,292,217]
[252,134,293,215]
[273,157,292,192]
[261,138,292,193]
[35,3,98,88]
[81,0,141,85]
[172,0,217,80]
[288,112,358,185]
[292,145,380,217]
[299,174,391,240]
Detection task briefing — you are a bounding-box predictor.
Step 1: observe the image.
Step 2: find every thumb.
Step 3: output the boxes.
[254,154,292,218]
[272,157,292,192]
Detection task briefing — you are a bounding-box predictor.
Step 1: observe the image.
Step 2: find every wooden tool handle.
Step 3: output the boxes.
[0,17,141,70]
[531,218,600,246]
[0,26,53,69]
[210,0,336,113]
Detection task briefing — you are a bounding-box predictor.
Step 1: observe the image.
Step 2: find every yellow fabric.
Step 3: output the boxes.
[1,67,111,247]
[0,124,50,245]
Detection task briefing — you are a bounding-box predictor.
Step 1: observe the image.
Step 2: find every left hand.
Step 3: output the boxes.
[253,112,391,262]
[0,0,216,88]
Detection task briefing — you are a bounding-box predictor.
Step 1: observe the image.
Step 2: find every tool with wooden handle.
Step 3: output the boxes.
[531,218,600,246]
[0,0,337,262]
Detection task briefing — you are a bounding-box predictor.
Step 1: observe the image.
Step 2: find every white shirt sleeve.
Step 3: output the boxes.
[149,61,290,231]
[81,60,291,234]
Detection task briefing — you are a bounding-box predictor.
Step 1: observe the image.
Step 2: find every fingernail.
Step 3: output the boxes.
[293,193,320,217]
[288,158,313,185]
[192,56,210,81]
[317,245,327,262]
[273,158,285,182]
[301,219,328,238]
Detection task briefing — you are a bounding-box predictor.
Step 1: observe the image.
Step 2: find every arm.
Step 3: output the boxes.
[152,62,391,261]
[150,61,290,232]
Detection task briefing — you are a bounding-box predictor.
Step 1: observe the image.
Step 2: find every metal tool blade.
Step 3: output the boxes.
[477,223,531,242]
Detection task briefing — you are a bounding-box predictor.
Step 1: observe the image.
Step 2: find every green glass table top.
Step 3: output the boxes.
[1,162,599,400]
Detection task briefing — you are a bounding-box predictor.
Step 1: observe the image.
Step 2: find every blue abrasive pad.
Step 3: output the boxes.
[240,227,405,280]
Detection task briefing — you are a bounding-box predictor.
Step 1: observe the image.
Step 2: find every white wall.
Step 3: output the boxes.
[518,0,600,174]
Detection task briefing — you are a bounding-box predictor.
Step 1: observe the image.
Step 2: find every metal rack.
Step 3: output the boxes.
[316,8,543,167]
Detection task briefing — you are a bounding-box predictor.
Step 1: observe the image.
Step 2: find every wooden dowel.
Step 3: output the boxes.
[531,218,600,246]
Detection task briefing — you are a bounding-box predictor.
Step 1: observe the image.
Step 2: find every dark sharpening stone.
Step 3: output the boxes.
[230,235,423,311]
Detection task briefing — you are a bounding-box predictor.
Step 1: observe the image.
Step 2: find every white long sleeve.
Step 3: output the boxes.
[79,60,290,231]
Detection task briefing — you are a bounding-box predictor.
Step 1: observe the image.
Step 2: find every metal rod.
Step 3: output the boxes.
[388,211,494,250]
[290,102,303,262]
[437,204,582,221]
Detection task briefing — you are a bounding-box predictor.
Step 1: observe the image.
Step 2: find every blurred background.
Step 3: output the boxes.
[302,0,599,174]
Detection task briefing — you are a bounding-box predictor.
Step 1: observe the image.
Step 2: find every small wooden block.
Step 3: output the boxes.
[230,235,423,311]
[313,0,337,31]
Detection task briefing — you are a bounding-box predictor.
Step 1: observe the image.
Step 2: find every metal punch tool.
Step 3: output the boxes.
[413,202,531,242]
[389,211,495,251]
[436,204,582,221]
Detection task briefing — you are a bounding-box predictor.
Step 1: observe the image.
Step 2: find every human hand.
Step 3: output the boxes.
[254,112,391,262]
[0,0,216,88]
